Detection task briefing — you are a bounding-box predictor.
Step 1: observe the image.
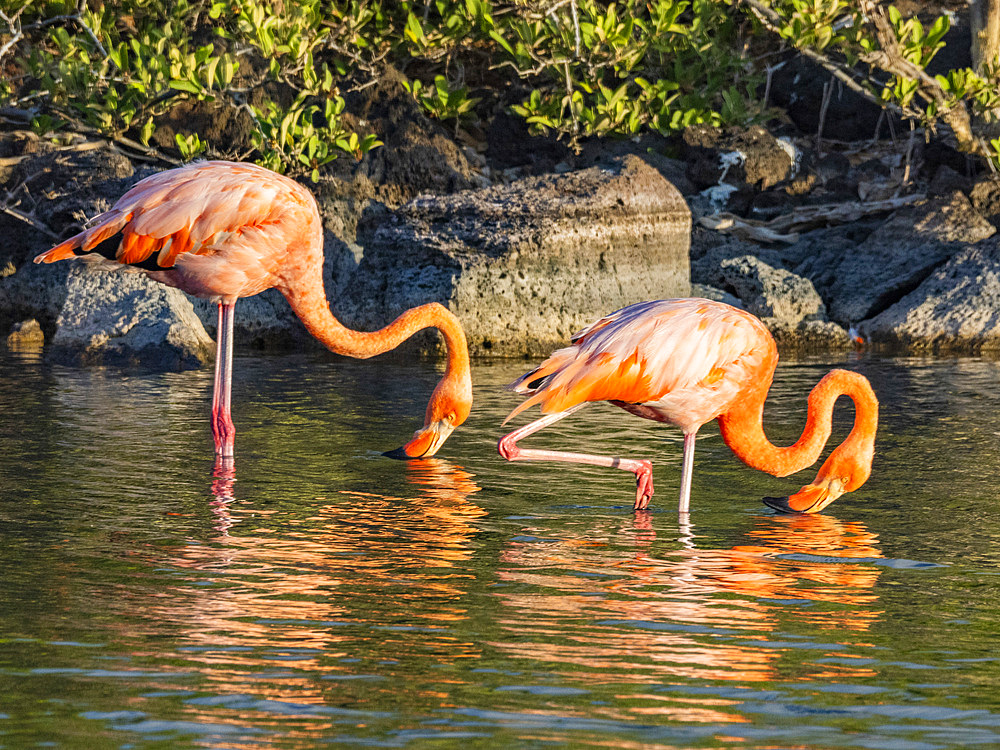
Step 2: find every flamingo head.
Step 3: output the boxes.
[763,439,874,514]
[384,371,473,460]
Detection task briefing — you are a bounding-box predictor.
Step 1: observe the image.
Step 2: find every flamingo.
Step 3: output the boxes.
[498,298,878,514]
[35,161,472,459]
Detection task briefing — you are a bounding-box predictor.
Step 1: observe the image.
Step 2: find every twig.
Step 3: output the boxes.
[762,63,776,109]
[11,3,108,58]
[700,194,926,244]
[0,204,60,240]
[979,138,999,176]
[562,60,578,139]
[741,0,894,115]
[44,109,182,166]
[816,78,833,156]
[902,119,915,187]
[73,0,107,57]
[0,8,24,63]
[569,0,580,58]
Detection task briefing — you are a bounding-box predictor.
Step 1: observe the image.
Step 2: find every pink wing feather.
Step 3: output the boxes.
[35,161,305,270]
[505,299,776,431]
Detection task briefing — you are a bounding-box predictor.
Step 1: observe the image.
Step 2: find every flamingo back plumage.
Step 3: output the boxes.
[34,161,318,300]
[505,299,777,433]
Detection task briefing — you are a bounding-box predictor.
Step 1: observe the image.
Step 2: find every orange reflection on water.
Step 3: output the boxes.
[492,512,883,688]
[689,513,885,612]
[138,458,486,719]
[622,693,750,723]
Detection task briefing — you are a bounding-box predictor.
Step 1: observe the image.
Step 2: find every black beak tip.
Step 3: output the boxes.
[763,496,795,513]
[382,446,412,461]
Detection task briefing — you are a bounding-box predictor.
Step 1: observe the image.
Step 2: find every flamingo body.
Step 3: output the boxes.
[499,298,878,514]
[36,161,472,459]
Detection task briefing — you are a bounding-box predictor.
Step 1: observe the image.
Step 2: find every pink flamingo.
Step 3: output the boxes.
[499,299,878,514]
[35,161,472,459]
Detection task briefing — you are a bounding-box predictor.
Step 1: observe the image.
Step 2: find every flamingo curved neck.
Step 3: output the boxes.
[279,277,471,387]
[717,369,878,478]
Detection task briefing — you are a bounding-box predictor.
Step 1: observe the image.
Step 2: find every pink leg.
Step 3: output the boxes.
[678,431,698,515]
[498,405,654,510]
[211,301,236,457]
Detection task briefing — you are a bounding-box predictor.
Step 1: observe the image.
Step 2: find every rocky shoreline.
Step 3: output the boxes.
[4,68,1000,368]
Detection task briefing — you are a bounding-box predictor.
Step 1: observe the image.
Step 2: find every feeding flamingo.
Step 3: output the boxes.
[498,298,878,514]
[35,160,472,459]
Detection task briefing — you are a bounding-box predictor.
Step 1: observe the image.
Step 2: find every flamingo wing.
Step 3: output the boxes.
[34,161,308,271]
[505,299,775,430]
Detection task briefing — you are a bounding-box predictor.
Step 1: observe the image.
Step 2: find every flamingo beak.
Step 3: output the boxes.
[763,477,846,514]
[383,420,456,460]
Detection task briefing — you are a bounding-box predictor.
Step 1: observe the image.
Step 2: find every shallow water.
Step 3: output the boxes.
[2,346,1000,749]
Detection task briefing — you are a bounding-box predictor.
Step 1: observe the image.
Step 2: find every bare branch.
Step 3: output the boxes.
[73,0,107,57]
[856,0,980,154]
[741,0,894,114]
[0,202,60,241]
[0,8,25,63]
[743,0,985,156]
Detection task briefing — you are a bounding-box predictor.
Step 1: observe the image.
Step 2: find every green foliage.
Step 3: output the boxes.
[253,93,381,182]
[18,2,236,136]
[496,0,753,142]
[770,0,861,52]
[7,0,1000,174]
[4,0,382,178]
[404,75,479,125]
[174,131,206,160]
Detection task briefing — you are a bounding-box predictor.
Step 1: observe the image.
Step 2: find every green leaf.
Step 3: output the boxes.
[169,79,201,94]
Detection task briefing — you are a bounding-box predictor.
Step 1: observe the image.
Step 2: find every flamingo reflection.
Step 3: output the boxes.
[491,511,884,720]
[209,456,237,535]
[134,458,486,720]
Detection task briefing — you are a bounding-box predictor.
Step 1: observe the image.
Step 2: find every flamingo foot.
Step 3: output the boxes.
[633,460,654,510]
[212,409,235,457]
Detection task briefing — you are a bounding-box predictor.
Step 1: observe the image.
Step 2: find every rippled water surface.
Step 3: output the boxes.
[3,346,1000,749]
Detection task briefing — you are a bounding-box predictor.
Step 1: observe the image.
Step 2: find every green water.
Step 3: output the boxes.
[2,347,1000,749]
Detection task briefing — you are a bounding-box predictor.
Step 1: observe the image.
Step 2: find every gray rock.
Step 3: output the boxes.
[929,164,973,196]
[690,283,744,309]
[0,260,71,334]
[970,177,1000,227]
[815,192,995,324]
[719,255,826,324]
[343,155,691,357]
[861,237,1000,352]
[715,255,850,349]
[0,147,143,334]
[6,319,44,349]
[691,227,784,289]
[767,318,852,350]
[49,265,214,369]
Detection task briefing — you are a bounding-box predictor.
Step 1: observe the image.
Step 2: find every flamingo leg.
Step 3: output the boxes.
[211,301,236,457]
[678,431,698,515]
[498,404,655,510]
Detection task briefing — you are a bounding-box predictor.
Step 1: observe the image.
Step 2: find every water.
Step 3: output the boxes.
[2,346,1000,749]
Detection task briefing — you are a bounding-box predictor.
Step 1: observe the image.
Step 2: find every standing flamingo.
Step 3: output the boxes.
[498,298,878,514]
[35,161,472,459]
